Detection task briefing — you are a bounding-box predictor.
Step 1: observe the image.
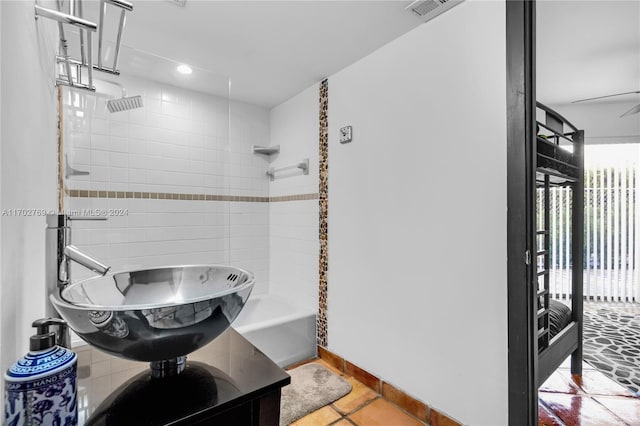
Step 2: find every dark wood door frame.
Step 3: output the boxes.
[506,0,538,424]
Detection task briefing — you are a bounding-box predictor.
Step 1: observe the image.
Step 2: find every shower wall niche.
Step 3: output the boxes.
[61,48,271,311]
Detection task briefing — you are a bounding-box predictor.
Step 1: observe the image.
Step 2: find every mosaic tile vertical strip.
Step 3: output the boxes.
[318,79,329,347]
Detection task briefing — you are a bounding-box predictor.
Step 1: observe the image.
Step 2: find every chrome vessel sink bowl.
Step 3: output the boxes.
[50,265,254,376]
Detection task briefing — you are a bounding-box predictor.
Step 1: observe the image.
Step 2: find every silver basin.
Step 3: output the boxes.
[50,265,254,366]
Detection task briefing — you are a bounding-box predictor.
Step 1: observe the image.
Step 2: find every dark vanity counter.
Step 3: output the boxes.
[75,328,290,425]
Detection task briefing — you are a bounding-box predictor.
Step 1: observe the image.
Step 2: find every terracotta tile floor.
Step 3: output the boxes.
[290,357,640,425]
[539,358,640,425]
[289,360,425,426]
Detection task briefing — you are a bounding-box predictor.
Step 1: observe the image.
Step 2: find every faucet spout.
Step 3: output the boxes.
[63,244,111,276]
[46,214,111,344]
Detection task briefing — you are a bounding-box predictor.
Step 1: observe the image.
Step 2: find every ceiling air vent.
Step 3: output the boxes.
[406,0,464,22]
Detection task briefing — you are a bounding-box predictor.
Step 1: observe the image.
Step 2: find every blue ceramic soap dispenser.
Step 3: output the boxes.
[4,318,78,426]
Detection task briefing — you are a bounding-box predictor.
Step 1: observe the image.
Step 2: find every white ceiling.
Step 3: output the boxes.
[86,0,423,108]
[537,0,640,107]
[83,0,639,114]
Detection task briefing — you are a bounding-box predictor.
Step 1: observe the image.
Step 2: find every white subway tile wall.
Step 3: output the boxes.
[269,200,319,311]
[66,78,235,195]
[268,85,320,198]
[65,196,232,276]
[268,84,320,309]
[63,75,270,295]
[62,75,320,322]
[229,201,270,295]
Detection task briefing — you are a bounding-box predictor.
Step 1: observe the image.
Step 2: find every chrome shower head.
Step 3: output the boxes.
[106,95,143,113]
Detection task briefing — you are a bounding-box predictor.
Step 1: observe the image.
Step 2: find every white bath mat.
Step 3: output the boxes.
[280,363,352,425]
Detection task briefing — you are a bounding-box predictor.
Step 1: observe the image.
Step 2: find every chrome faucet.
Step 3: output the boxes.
[60,244,110,284]
[46,214,111,345]
[46,214,111,290]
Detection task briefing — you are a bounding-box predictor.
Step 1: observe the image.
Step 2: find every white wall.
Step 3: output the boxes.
[327,1,508,425]
[268,85,319,310]
[0,0,59,371]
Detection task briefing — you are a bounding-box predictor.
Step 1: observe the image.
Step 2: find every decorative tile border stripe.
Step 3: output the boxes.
[317,346,463,426]
[318,78,329,347]
[67,189,319,203]
[269,193,319,202]
[67,189,269,202]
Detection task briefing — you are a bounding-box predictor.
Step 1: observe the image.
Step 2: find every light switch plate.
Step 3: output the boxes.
[339,126,352,144]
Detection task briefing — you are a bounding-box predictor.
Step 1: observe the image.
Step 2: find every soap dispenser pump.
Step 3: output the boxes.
[4,318,78,426]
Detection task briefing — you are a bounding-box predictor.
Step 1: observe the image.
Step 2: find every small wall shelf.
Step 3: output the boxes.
[252,145,280,155]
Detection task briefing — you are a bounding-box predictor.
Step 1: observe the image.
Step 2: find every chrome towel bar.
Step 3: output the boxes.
[34,4,97,31]
[267,159,309,181]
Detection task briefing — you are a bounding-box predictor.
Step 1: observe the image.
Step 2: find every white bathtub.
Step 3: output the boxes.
[232,294,317,367]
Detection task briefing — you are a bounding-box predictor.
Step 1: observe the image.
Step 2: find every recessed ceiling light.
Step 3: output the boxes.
[177,64,192,75]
